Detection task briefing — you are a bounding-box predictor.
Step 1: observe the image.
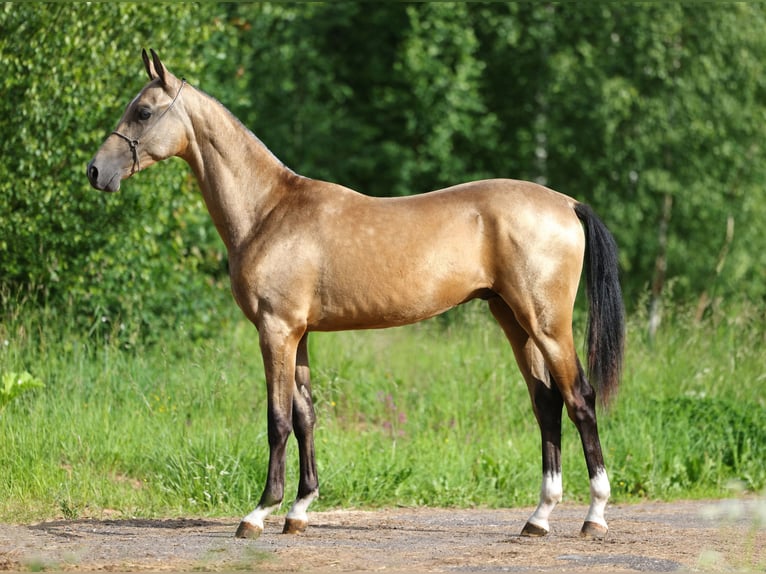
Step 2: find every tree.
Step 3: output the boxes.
[543,4,766,310]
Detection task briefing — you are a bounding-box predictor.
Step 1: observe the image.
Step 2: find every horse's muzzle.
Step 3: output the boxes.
[86,160,120,192]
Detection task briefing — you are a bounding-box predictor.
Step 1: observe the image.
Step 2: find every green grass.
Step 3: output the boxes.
[1,297,764,522]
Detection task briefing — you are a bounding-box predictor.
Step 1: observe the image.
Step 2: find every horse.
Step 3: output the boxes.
[87,50,625,540]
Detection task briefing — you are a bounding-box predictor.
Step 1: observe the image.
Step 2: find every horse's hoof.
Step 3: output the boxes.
[235,521,263,539]
[520,521,549,537]
[580,521,608,539]
[282,517,308,534]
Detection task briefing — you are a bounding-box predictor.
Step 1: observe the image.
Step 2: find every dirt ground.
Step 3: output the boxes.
[1,499,764,572]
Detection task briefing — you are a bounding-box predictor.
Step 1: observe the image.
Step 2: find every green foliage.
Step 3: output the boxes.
[0,4,230,339]
[532,4,766,301]
[2,3,766,329]
[609,397,766,498]
[203,3,766,304]
[605,302,766,499]
[0,371,44,412]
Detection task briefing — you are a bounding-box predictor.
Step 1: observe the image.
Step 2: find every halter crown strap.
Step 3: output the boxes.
[111,79,186,175]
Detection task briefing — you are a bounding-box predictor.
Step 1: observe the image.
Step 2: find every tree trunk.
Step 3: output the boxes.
[648,193,673,341]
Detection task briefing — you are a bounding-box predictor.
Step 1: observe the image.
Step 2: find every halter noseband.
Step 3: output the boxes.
[111,79,186,175]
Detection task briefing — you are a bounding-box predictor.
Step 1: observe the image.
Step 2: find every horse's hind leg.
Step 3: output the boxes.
[283,333,319,534]
[532,322,611,538]
[561,358,611,538]
[488,298,564,536]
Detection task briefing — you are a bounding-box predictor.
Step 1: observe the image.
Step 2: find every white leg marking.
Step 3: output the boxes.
[241,502,281,531]
[286,489,319,523]
[526,471,563,532]
[584,468,611,528]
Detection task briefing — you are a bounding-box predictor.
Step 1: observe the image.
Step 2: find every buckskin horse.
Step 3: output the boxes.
[87,50,625,540]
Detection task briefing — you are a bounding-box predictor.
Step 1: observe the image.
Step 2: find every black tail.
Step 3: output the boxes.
[574,203,626,407]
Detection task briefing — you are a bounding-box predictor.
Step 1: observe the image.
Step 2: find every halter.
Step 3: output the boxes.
[111,79,186,175]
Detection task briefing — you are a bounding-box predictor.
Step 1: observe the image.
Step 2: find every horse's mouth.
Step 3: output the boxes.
[102,173,122,192]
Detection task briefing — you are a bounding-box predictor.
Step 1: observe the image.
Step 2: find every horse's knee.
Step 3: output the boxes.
[268,409,293,446]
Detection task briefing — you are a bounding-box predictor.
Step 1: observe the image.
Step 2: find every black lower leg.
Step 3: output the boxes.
[568,361,605,477]
[533,378,564,476]
[259,407,292,507]
[293,389,318,498]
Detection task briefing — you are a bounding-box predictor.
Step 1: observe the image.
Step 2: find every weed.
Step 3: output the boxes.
[58,498,80,521]
[0,371,44,412]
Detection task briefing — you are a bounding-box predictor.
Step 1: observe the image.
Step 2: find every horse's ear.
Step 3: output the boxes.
[142,48,154,80]
[150,49,167,86]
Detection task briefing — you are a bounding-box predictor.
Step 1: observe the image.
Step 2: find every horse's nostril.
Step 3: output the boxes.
[87,163,98,184]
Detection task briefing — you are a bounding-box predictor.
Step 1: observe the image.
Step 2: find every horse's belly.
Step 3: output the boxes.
[309,259,488,331]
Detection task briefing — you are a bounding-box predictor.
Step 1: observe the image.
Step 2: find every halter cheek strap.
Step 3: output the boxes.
[111,131,140,174]
[111,79,186,175]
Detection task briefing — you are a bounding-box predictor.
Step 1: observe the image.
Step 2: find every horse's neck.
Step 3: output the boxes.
[182,89,290,252]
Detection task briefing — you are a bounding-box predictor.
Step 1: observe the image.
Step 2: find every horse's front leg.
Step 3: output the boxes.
[235,322,302,539]
[283,333,319,534]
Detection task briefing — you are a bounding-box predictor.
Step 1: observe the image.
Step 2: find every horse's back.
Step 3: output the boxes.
[296,177,581,243]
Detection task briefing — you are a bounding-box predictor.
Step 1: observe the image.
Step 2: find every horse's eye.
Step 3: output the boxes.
[138,108,152,121]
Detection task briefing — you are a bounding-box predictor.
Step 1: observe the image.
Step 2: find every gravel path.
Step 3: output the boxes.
[1,499,764,572]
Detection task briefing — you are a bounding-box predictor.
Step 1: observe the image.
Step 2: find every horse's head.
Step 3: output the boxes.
[87,49,188,192]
